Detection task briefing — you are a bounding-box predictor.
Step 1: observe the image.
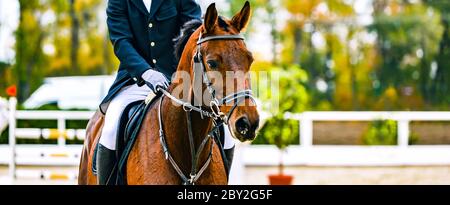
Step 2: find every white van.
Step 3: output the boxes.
[23,75,115,110]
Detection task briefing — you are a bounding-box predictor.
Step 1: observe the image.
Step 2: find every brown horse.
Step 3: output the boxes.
[78,2,259,185]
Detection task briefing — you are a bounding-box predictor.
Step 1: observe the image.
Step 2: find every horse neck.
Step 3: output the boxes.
[161,88,213,175]
[162,29,214,173]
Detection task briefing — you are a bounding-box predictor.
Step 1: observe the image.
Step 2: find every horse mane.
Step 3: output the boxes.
[173,19,203,60]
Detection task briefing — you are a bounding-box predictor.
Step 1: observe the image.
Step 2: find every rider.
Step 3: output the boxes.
[97,0,235,184]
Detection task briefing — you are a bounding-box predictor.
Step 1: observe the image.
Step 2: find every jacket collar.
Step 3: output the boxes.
[130,0,164,19]
[149,0,164,19]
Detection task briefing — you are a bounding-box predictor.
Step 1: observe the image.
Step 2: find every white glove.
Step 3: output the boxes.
[141,69,169,93]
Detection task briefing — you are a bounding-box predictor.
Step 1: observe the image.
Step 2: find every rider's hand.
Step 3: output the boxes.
[141,69,169,94]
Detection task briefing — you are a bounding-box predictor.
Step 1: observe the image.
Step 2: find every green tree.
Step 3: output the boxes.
[423,0,450,106]
[369,0,443,109]
[69,0,80,74]
[0,61,12,96]
[13,0,117,102]
[14,0,48,102]
[47,0,114,76]
[227,0,279,64]
[281,0,358,110]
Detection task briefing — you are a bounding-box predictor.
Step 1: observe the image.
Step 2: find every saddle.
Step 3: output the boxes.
[92,93,158,184]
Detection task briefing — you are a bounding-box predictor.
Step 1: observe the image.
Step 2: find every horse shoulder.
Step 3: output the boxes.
[126,106,180,184]
[197,143,228,185]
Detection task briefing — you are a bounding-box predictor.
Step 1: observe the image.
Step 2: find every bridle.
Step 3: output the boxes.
[156,33,256,185]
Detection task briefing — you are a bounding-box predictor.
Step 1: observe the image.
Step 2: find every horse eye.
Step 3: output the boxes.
[207,60,219,70]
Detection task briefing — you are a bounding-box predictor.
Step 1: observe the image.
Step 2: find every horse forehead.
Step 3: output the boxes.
[206,41,250,58]
[225,45,251,66]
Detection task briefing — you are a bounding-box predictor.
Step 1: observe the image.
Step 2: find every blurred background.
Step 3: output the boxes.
[0,0,449,185]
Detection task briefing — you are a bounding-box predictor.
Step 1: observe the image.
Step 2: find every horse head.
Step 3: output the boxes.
[172,1,259,142]
[198,2,259,142]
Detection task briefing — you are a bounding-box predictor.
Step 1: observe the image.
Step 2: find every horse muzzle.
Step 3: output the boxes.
[233,115,259,142]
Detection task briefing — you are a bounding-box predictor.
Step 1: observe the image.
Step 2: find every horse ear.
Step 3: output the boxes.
[204,3,218,34]
[231,1,251,32]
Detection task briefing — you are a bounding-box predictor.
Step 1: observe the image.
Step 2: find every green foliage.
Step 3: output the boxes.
[0,62,12,96]
[369,3,443,100]
[361,120,421,145]
[14,0,48,102]
[3,0,450,112]
[257,64,309,115]
[254,65,308,148]
[253,114,299,149]
[8,0,117,103]
[275,0,449,111]
[362,120,397,145]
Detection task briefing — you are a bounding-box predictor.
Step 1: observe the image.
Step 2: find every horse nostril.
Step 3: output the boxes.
[235,117,251,136]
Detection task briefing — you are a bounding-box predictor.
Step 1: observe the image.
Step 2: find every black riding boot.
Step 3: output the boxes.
[224,145,235,174]
[96,144,116,185]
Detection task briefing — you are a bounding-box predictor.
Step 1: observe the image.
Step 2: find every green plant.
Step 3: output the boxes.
[254,65,308,175]
[362,120,397,145]
[254,114,299,149]
[362,120,421,145]
[255,114,298,175]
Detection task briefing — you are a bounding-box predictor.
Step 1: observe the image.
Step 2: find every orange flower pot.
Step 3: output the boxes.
[268,174,293,185]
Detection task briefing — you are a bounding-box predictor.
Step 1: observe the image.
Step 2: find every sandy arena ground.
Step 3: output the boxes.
[1,165,450,185]
[245,166,450,185]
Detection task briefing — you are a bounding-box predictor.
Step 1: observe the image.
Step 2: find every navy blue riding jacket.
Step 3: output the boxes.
[100,0,201,113]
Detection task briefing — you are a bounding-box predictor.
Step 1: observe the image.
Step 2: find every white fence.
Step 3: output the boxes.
[242,111,450,167]
[2,97,93,180]
[1,97,450,182]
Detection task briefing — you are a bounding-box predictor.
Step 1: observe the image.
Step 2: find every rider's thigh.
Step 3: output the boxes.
[99,84,152,149]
